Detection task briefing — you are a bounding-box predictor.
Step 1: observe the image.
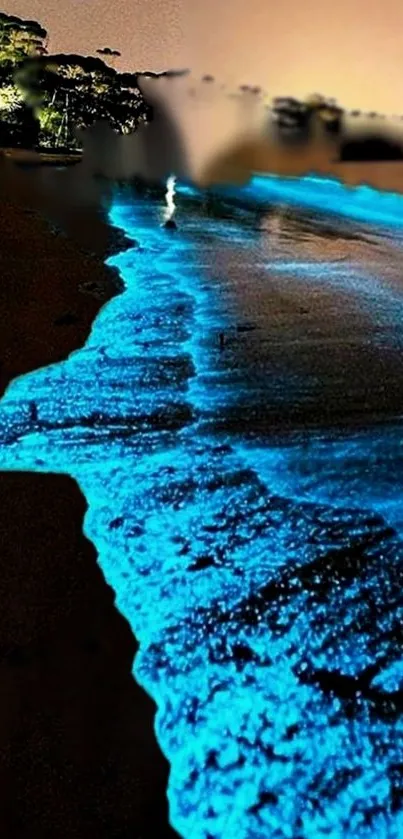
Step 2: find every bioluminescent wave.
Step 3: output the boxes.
[1,176,403,837]
[178,173,403,231]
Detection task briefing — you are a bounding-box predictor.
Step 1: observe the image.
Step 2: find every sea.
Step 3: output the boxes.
[1,173,403,838]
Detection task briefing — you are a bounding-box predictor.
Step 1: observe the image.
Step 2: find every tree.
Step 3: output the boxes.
[0,11,182,151]
[96,46,121,71]
[0,13,46,147]
[304,92,326,109]
[16,53,150,148]
[0,12,47,63]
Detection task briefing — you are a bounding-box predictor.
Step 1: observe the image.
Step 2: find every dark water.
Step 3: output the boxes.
[1,177,403,838]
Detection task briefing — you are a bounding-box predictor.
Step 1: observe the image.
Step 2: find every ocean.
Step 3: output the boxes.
[1,174,403,838]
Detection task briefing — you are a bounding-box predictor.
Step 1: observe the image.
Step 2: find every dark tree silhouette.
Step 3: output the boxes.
[16,52,150,148]
[340,132,403,161]
[96,47,121,58]
[0,12,46,147]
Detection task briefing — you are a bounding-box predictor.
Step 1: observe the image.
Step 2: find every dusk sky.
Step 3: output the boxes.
[8,0,403,114]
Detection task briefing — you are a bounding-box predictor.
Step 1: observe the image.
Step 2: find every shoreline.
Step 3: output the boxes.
[0,154,178,837]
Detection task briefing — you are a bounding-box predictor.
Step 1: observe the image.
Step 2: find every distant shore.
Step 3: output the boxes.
[201,136,403,193]
[6,134,403,196]
[0,152,178,838]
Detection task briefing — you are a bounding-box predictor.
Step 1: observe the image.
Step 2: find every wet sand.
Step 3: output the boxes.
[0,154,177,838]
[0,155,121,393]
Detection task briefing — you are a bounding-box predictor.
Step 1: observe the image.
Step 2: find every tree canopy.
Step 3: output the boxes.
[0,12,151,149]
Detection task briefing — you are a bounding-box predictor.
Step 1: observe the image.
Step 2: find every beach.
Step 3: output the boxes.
[3,151,403,837]
[1,175,401,838]
[0,154,178,838]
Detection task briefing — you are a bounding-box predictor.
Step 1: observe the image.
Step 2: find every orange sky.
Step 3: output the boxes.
[8,0,403,115]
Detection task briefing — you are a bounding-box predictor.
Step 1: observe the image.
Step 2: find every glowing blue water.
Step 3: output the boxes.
[178,173,403,230]
[1,176,403,837]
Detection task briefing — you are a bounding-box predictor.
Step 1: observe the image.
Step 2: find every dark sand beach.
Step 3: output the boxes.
[0,153,177,838]
[0,153,120,392]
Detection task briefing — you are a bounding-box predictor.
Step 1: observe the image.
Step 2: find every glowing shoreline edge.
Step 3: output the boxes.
[0,178,402,838]
[177,172,403,229]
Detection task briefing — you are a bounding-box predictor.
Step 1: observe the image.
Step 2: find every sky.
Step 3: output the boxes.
[7,0,403,115]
